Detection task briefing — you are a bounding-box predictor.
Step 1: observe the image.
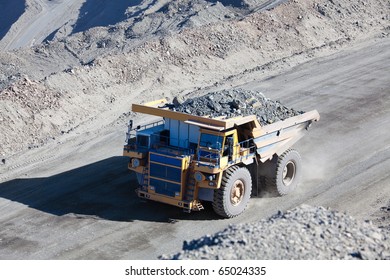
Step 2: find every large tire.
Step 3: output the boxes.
[213,166,252,218]
[267,149,302,196]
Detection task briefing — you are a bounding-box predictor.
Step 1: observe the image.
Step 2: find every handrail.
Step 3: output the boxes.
[196,138,257,168]
[125,119,164,144]
[135,120,165,132]
[197,147,221,167]
[150,134,193,155]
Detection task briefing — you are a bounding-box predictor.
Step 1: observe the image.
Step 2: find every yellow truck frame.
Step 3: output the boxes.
[123,99,320,218]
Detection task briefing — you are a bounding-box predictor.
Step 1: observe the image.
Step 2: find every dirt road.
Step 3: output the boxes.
[0,37,389,259]
[0,0,84,50]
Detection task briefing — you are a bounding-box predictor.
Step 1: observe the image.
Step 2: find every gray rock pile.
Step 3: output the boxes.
[161,205,390,260]
[169,89,303,126]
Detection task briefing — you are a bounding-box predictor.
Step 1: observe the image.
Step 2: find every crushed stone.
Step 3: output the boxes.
[169,89,303,125]
[161,205,390,260]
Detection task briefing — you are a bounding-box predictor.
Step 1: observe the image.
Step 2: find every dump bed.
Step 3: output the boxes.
[251,110,320,162]
[132,99,320,162]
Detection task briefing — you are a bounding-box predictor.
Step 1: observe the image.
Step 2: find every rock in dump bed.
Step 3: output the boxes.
[161,205,390,260]
[171,89,303,126]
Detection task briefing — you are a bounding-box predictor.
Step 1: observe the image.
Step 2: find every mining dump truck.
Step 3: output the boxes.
[123,97,320,218]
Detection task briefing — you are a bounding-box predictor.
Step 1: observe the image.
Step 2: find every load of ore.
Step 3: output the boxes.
[170,89,303,126]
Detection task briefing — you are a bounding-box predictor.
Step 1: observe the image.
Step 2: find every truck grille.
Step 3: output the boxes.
[148,152,184,197]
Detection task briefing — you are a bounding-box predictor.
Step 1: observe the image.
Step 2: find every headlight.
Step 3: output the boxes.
[194,171,204,182]
[132,158,140,168]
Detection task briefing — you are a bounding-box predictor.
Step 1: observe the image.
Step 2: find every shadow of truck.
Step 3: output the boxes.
[0,156,206,223]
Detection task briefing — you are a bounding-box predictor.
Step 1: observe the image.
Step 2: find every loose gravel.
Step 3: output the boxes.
[170,89,303,126]
[161,205,390,260]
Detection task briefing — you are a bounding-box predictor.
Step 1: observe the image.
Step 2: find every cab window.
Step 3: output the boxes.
[199,133,222,150]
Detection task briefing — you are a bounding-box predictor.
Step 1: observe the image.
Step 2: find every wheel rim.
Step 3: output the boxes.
[283,160,296,186]
[230,179,245,206]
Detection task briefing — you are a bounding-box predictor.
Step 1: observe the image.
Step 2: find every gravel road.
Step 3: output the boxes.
[0,37,389,259]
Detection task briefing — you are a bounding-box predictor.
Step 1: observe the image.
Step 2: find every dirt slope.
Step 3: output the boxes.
[1,0,389,158]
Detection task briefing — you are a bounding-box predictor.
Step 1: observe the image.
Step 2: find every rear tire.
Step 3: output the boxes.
[266,149,302,196]
[213,166,252,218]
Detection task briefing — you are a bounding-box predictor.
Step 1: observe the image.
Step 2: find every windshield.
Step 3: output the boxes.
[199,133,223,150]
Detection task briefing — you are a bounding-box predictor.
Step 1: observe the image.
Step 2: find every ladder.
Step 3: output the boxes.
[141,167,149,192]
[183,165,204,212]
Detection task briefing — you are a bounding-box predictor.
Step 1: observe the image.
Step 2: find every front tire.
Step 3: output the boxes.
[213,166,252,218]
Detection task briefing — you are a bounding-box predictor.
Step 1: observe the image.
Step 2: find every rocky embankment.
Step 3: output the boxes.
[162,205,390,260]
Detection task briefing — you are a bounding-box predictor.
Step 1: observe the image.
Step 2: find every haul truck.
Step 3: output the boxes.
[123,99,320,218]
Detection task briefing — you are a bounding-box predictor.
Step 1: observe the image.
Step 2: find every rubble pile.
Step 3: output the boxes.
[170,89,303,125]
[162,205,390,260]
[0,75,60,113]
